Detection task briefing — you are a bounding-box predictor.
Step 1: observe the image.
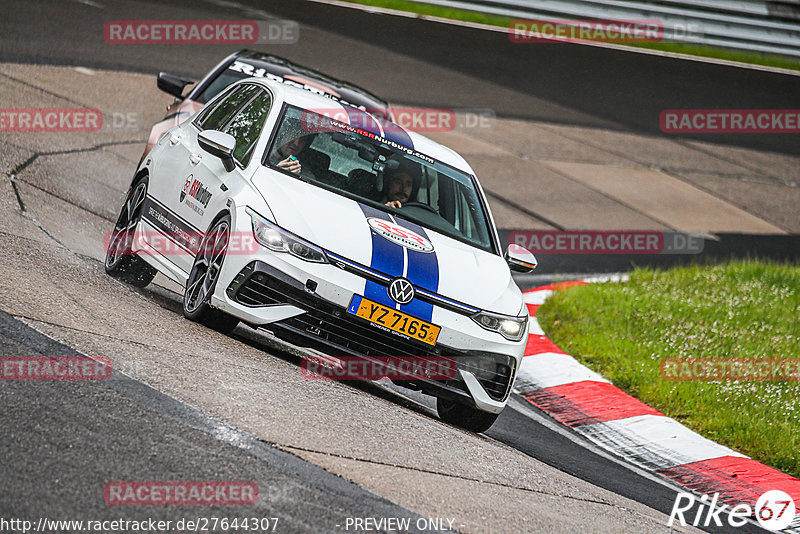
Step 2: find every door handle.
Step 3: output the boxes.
[169,133,181,146]
[189,154,202,165]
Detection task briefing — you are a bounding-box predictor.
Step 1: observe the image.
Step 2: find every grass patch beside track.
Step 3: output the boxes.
[337,0,800,72]
[537,261,800,477]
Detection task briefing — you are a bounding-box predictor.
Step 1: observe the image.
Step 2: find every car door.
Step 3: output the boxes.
[146,83,264,274]
[181,85,274,269]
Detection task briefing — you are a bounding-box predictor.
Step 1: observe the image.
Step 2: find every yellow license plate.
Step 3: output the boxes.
[348,295,440,346]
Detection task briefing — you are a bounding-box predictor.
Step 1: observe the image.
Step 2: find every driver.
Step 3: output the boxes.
[380,161,421,209]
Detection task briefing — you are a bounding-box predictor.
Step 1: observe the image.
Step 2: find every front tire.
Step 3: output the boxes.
[182,214,239,334]
[436,397,499,433]
[105,176,157,288]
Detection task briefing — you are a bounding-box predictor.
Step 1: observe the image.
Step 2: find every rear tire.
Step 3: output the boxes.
[105,176,157,288]
[436,397,499,433]
[182,214,240,335]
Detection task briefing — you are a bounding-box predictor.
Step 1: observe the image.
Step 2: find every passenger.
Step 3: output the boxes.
[269,132,317,178]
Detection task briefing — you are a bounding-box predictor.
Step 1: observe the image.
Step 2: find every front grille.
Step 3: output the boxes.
[227,261,514,401]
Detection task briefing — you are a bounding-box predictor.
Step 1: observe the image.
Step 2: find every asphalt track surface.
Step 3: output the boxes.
[0,311,432,532]
[0,275,763,534]
[0,0,793,532]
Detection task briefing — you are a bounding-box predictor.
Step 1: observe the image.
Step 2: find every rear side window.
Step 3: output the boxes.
[195,84,260,131]
[194,69,249,104]
[224,90,272,167]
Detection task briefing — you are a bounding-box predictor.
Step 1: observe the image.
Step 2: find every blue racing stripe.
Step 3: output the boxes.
[342,104,414,150]
[358,203,403,309]
[343,106,381,135]
[376,116,414,149]
[343,106,414,148]
[392,217,439,322]
[357,203,441,323]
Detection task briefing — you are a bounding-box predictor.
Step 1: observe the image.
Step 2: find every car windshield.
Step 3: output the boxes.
[264,105,495,253]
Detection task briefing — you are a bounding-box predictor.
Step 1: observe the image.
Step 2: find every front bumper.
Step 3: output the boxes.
[218,259,518,412]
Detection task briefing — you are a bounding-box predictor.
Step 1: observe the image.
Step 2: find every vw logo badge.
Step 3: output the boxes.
[388,278,415,305]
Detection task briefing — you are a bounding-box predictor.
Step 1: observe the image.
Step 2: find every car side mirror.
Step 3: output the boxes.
[198,130,236,172]
[157,72,195,99]
[505,244,538,273]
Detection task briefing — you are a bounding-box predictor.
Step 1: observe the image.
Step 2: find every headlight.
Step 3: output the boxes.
[247,208,328,263]
[471,311,528,341]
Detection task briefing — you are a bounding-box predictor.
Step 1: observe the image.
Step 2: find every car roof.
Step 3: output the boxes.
[233,50,390,114]
[252,78,475,175]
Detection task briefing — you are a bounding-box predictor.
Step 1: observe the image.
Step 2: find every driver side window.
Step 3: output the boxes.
[223,89,272,167]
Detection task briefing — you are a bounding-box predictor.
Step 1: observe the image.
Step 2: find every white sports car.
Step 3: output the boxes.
[105,77,537,432]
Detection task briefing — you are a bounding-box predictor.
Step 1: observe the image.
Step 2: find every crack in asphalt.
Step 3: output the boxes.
[14,174,117,224]
[8,172,72,250]
[673,140,800,188]
[528,124,787,232]
[5,141,143,248]
[12,313,149,348]
[0,70,94,108]
[279,443,619,508]
[8,172,27,213]
[7,139,142,178]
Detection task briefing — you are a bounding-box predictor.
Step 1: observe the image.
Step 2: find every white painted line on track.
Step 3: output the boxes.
[70,0,103,7]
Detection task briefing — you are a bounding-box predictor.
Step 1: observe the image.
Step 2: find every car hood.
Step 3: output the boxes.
[250,170,522,315]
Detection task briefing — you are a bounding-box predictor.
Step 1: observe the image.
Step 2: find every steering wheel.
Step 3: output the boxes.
[401,202,438,214]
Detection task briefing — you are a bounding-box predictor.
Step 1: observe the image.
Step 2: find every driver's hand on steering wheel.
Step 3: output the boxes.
[385,200,403,209]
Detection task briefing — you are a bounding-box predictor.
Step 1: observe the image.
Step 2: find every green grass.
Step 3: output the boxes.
[340,0,800,71]
[537,261,800,477]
